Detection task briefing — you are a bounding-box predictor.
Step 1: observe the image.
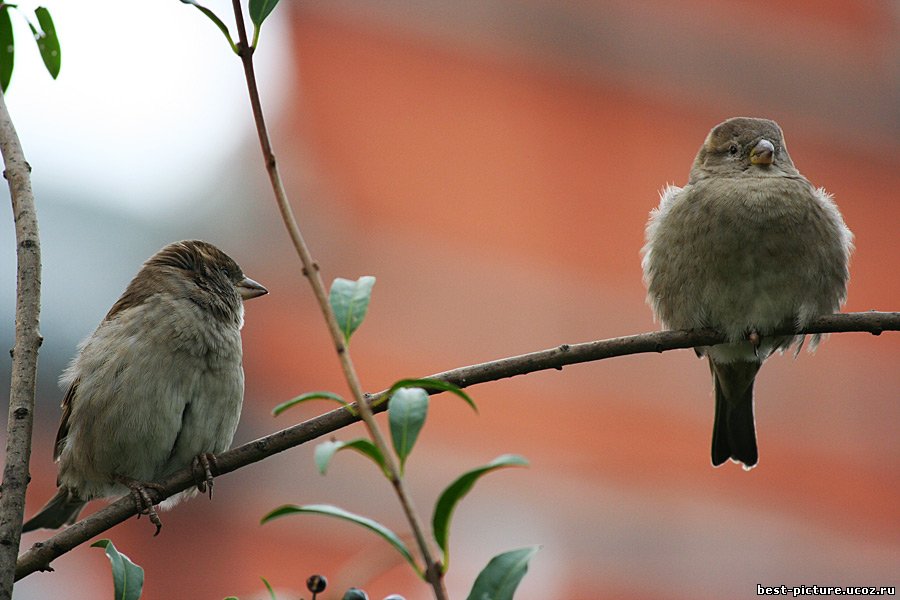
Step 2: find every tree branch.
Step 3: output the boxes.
[0,88,42,598]
[15,311,897,579]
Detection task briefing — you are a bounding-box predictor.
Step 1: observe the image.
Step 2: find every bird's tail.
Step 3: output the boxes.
[22,487,86,532]
[709,359,761,469]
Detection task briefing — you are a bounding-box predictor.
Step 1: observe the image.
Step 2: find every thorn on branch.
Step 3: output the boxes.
[26,543,53,573]
[33,561,53,573]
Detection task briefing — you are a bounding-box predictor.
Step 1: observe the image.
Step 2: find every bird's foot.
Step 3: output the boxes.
[747,329,761,358]
[192,452,218,499]
[113,474,165,536]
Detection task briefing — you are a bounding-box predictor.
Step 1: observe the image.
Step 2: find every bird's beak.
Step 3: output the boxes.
[236,276,268,300]
[750,139,775,165]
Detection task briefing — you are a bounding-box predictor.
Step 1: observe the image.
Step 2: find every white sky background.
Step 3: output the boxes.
[3,0,291,217]
[0,1,293,378]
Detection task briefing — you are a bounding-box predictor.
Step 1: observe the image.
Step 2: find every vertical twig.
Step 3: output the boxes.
[0,88,42,599]
[228,2,447,597]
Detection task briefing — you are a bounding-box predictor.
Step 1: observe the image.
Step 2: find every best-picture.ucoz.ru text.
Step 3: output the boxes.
[758,585,895,596]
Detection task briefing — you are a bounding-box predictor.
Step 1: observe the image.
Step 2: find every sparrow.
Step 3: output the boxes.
[23,240,267,533]
[641,117,852,469]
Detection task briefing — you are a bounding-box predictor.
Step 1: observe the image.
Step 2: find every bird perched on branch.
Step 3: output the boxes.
[641,117,852,469]
[23,240,267,534]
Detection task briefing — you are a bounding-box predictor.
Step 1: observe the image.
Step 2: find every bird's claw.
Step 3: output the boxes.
[192,453,217,499]
[748,329,761,358]
[114,475,165,536]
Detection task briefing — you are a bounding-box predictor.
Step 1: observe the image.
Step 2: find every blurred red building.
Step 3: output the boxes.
[17,1,898,599]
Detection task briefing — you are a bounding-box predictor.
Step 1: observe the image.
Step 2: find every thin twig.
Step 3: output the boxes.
[15,311,899,580]
[228,2,445,595]
[0,88,42,599]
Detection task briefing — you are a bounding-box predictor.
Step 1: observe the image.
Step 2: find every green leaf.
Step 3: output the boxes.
[273,391,355,416]
[261,577,276,600]
[33,7,59,79]
[315,438,387,476]
[249,0,280,28]
[0,7,13,92]
[433,455,529,569]
[248,0,280,48]
[329,276,376,343]
[466,546,540,600]
[385,378,477,413]
[261,504,422,577]
[91,539,145,600]
[179,0,238,54]
[387,387,428,471]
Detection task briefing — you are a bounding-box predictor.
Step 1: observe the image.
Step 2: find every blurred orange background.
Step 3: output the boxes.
[9,1,899,599]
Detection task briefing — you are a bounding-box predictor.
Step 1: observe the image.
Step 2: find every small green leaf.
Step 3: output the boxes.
[315,438,387,476]
[248,0,280,48]
[179,0,238,54]
[329,276,376,343]
[261,577,276,600]
[388,387,428,470]
[0,7,13,92]
[385,378,477,413]
[261,504,422,577]
[91,539,145,600]
[33,7,59,79]
[433,455,529,569]
[273,391,355,416]
[466,546,540,600]
[249,0,280,28]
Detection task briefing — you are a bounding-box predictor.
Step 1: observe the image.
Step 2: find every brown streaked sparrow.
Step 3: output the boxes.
[641,117,852,469]
[23,240,267,533]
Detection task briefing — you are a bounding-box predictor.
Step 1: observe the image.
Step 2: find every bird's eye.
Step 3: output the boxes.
[728,144,739,156]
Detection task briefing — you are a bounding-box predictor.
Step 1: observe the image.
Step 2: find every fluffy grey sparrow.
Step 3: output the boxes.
[641,117,852,469]
[23,240,267,533]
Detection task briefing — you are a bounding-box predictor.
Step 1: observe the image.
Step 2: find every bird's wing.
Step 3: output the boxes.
[54,378,78,461]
